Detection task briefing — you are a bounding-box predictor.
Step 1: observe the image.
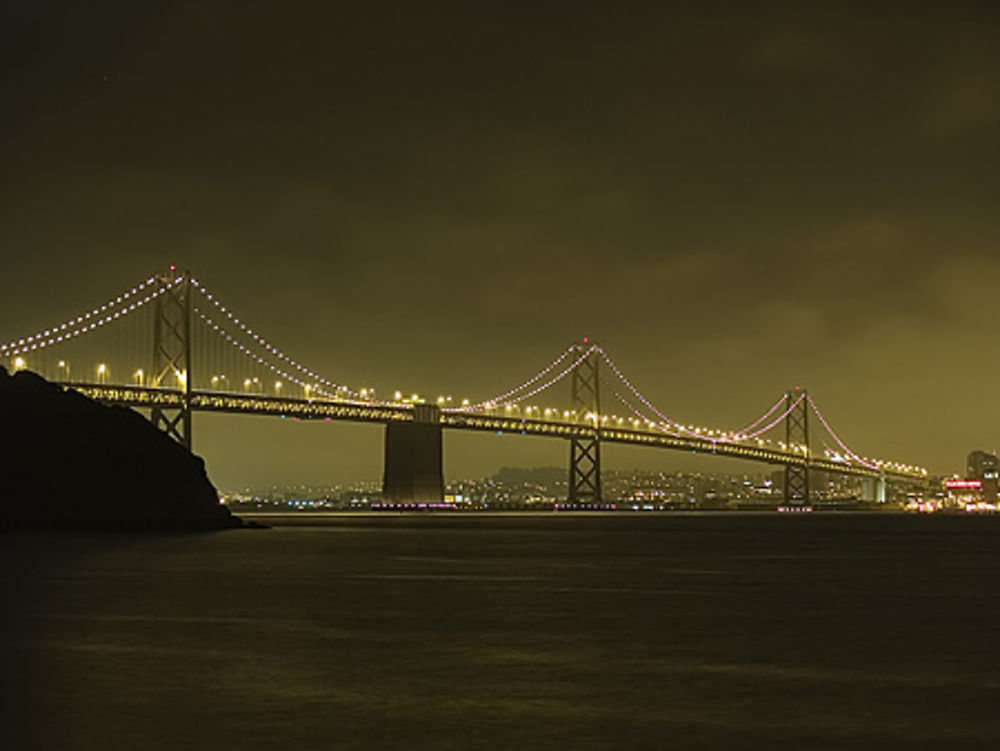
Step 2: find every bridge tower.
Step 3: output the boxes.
[783,388,809,505]
[149,268,193,451]
[568,340,602,504]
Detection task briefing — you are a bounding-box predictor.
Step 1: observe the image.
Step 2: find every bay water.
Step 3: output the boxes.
[2,513,998,749]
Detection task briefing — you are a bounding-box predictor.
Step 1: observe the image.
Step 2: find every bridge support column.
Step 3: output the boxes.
[860,477,874,502]
[568,341,601,504]
[783,388,810,506]
[150,268,193,451]
[382,404,444,503]
[860,475,887,503]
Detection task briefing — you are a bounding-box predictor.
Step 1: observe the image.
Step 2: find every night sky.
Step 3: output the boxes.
[2,2,999,487]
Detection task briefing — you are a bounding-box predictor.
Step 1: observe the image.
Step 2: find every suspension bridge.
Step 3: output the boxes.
[2,268,928,505]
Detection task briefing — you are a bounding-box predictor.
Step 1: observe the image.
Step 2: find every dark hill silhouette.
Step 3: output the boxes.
[0,366,242,530]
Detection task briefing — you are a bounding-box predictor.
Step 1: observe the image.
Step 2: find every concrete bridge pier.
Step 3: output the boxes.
[381,404,444,503]
[860,475,887,503]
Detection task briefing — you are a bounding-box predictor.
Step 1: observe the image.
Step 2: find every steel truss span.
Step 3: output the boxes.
[67,384,918,483]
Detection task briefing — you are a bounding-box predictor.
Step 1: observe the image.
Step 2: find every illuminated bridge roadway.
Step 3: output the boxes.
[3,268,929,505]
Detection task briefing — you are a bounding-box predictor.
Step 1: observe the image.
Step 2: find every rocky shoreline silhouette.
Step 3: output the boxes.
[0,366,244,531]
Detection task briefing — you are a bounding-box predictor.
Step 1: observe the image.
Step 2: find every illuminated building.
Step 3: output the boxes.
[966,450,999,500]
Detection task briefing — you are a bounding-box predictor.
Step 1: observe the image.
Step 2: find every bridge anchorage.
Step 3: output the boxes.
[1,269,928,506]
[382,403,444,504]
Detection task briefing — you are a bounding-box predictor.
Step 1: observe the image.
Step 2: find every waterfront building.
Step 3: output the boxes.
[966,450,999,500]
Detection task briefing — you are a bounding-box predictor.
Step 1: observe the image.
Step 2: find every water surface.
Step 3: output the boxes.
[2,513,998,749]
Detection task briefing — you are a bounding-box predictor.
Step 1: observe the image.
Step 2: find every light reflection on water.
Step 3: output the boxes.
[2,513,999,750]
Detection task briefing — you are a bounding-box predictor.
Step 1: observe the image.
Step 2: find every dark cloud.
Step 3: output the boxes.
[2,2,999,485]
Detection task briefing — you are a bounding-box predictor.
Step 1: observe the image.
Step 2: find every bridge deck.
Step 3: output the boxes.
[63,383,922,483]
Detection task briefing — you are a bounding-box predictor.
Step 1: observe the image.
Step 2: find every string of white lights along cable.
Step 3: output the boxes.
[189,279,366,401]
[457,345,599,413]
[597,347,728,438]
[598,346,774,440]
[451,344,579,412]
[598,346,805,442]
[607,388,684,434]
[737,393,806,442]
[808,395,927,474]
[195,309,387,405]
[2,281,173,359]
[728,394,790,438]
[610,379,920,473]
[610,386,735,438]
[605,383,803,445]
[806,395,879,470]
[197,311,357,402]
[0,275,164,356]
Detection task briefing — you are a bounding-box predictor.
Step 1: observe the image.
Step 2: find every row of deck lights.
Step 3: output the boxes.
[11,357,99,383]
[12,364,360,400]
[7,356,925,476]
[1,276,929,480]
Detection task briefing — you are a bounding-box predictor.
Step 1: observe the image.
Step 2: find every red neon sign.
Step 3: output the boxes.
[945,480,982,489]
